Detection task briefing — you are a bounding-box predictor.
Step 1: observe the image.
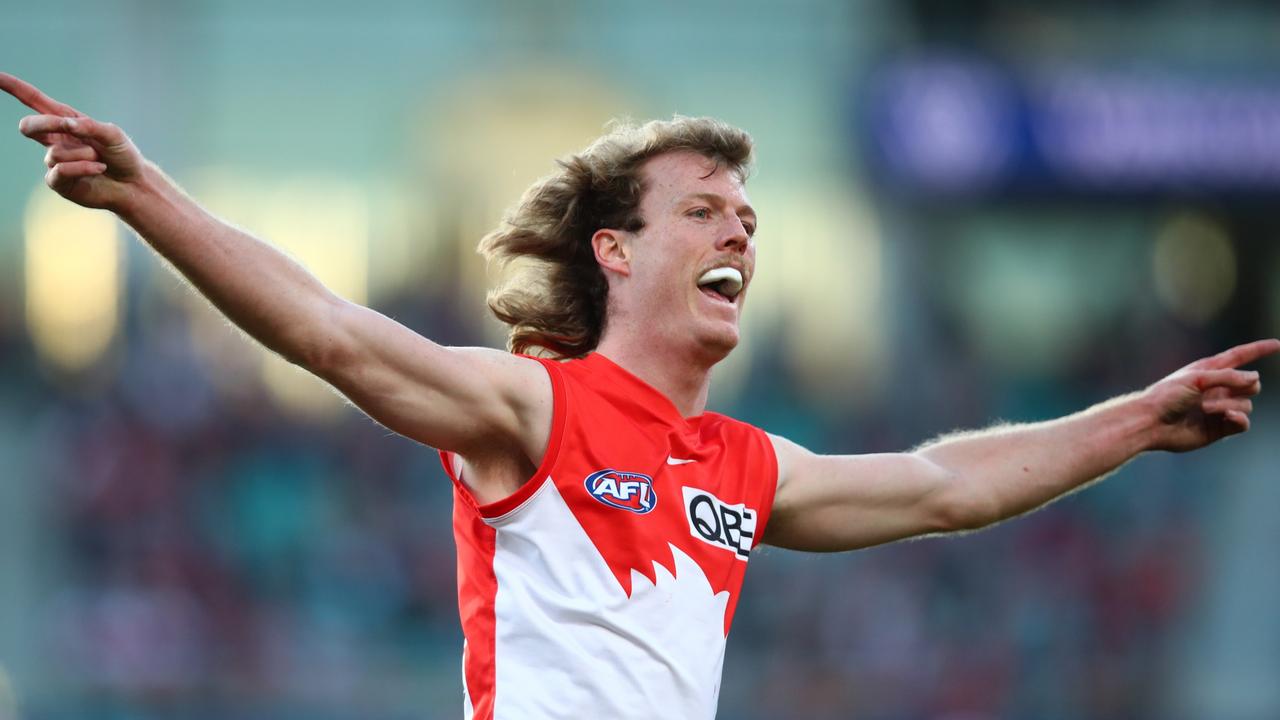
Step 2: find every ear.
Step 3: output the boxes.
[591,228,632,277]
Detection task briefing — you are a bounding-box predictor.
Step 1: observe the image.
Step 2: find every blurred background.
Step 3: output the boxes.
[2,1,1279,718]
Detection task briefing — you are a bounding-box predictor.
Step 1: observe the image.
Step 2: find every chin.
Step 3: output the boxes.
[691,324,739,365]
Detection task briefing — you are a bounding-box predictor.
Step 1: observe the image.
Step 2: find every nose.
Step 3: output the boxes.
[717,216,751,253]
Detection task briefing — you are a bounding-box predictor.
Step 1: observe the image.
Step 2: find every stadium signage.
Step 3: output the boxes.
[863,56,1280,196]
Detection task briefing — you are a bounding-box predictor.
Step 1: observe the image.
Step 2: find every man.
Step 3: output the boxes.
[3,72,1275,719]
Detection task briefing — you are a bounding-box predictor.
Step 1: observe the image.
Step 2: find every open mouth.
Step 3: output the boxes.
[697,267,743,304]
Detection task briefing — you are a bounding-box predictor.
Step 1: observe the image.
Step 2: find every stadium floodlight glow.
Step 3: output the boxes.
[181,171,372,420]
[1152,214,1237,326]
[23,185,121,374]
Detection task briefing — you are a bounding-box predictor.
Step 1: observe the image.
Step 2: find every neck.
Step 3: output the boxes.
[593,332,717,418]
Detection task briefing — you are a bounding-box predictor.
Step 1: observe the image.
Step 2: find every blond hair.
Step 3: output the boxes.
[479,116,754,358]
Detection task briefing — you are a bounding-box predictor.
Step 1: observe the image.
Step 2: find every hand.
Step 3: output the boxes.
[1144,338,1280,452]
[1,72,145,211]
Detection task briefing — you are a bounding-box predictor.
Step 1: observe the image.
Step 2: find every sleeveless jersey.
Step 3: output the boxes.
[440,352,778,719]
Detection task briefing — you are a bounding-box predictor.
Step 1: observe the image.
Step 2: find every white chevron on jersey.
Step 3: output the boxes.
[469,476,730,719]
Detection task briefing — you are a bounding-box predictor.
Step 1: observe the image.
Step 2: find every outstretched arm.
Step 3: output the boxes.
[2,73,551,472]
[763,339,1279,552]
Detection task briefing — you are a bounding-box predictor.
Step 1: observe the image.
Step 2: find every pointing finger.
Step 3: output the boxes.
[0,72,84,117]
[1198,338,1280,370]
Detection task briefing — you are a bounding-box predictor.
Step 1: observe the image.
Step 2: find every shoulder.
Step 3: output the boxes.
[764,433,814,497]
[448,349,561,503]
[452,347,553,405]
[452,345,548,378]
[445,347,555,457]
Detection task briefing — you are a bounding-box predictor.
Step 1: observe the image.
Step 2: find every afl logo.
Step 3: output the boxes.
[584,469,657,514]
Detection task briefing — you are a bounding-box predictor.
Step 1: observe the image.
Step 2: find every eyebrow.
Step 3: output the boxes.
[681,192,757,224]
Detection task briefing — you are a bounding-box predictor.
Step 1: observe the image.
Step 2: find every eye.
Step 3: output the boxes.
[689,207,711,220]
[742,221,756,237]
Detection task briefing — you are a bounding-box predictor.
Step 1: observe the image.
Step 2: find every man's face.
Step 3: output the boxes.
[613,151,757,362]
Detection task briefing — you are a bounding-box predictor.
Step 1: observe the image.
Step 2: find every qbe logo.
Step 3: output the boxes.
[585,469,657,514]
[682,487,756,561]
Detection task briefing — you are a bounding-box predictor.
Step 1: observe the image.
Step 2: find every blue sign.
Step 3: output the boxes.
[861,56,1280,197]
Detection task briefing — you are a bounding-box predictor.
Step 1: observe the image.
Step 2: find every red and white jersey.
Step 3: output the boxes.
[441,352,778,720]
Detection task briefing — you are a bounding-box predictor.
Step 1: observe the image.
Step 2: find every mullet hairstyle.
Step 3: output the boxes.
[478,116,754,358]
